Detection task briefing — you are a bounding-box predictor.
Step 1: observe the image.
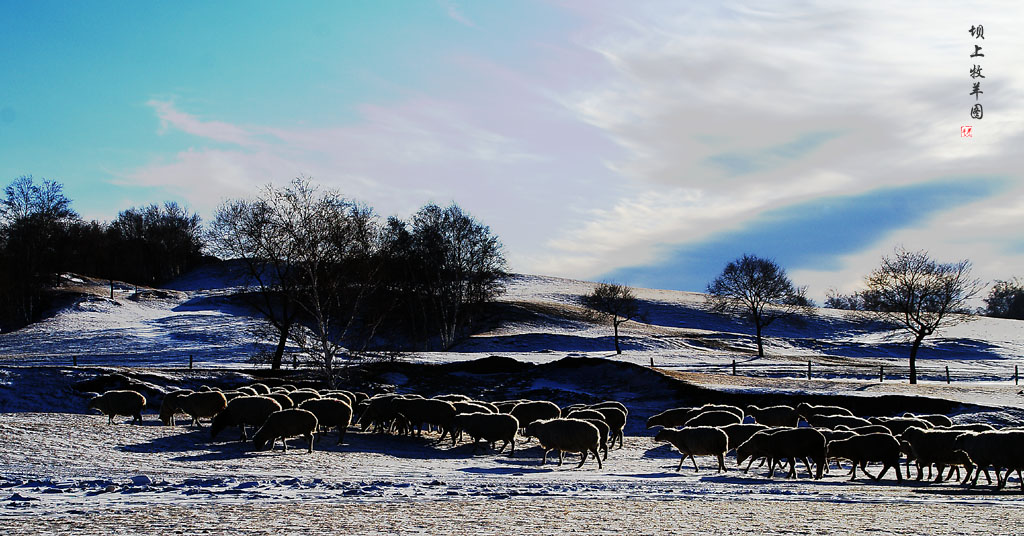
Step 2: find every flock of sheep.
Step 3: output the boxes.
[86,385,1024,490]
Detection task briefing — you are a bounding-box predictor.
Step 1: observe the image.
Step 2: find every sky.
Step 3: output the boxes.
[1,1,1023,303]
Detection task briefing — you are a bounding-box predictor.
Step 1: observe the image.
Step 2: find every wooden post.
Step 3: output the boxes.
[946,366,951,384]
[879,365,883,383]
[732,359,737,376]
[189,355,193,369]
[73,355,77,367]
[650,357,654,368]
[293,356,298,370]
[1016,365,1019,386]
[109,280,114,300]
[806,361,811,380]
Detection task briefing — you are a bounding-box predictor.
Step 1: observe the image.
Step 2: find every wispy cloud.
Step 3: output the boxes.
[439,0,476,28]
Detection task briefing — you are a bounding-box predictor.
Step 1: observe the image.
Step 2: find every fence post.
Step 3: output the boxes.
[1016,365,1019,386]
[879,365,883,383]
[73,355,77,367]
[732,359,737,376]
[650,357,654,368]
[946,366,951,385]
[189,355,193,369]
[806,361,811,380]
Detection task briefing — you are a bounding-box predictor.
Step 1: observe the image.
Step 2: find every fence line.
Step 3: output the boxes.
[654,359,1022,384]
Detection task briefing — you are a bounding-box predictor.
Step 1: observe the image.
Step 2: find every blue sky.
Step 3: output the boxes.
[2,1,1023,302]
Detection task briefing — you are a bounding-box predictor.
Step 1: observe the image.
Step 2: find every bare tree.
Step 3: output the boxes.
[864,247,982,384]
[706,254,810,357]
[581,282,641,354]
[984,278,1024,320]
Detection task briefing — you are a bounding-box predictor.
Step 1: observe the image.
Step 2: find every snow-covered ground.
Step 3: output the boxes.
[3,268,1024,533]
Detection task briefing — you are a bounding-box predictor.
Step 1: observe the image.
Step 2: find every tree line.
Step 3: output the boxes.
[0,175,204,330]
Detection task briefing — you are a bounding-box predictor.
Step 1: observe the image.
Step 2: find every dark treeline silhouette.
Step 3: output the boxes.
[0,175,205,330]
[206,178,507,377]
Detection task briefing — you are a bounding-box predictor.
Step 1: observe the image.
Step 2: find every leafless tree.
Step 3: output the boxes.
[863,247,982,384]
[582,282,641,354]
[706,254,810,357]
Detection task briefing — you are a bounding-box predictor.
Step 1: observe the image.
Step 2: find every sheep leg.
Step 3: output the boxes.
[717,453,726,473]
[558,450,565,466]
[934,464,947,483]
[799,457,813,479]
[592,447,602,469]
[875,463,890,481]
[541,448,549,466]
[577,449,588,469]
[850,462,857,481]
[307,433,314,453]
[337,427,346,445]
[676,454,686,472]
[860,461,876,480]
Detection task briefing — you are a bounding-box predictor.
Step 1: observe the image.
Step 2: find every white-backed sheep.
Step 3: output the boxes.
[470,400,499,414]
[685,410,742,428]
[745,405,799,427]
[88,390,147,424]
[566,409,605,421]
[589,400,628,417]
[902,412,954,428]
[654,427,729,472]
[298,398,353,444]
[493,400,527,414]
[524,418,602,469]
[159,389,193,425]
[177,391,228,427]
[454,401,495,415]
[646,407,696,429]
[236,386,259,397]
[945,423,995,432]
[900,426,974,483]
[837,424,892,436]
[510,401,561,430]
[435,393,472,403]
[453,412,519,455]
[796,402,853,420]
[736,427,826,479]
[805,414,872,429]
[253,408,318,453]
[211,396,283,441]
[826,433,903,481]
[870,416,934,435]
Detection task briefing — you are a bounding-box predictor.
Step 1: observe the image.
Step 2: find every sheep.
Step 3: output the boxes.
[745,405,799,427]
[796,403,853,420]
[211,396,283,441]
[589,400,628,417]
[870,416,934,435]
[454,401,494,415]
[393,397,457,444]
[453,412,519,455]
[900,426,974,483]
[510,401,561,430]
[87,390,147,424]
[836,424,892,436]
[247,383,271,395]
[492,400,527,414]
[252,408,318,453]
[903,412,954,428]
[720,423,769,452]
[594,407,627,449]
[358,394,402,433]
[177,391,228,427]
[266,392,294,409]
[685,410,742,428]
[353,392,369,403]
[298,398,353,445]
[236,386,259,397]
[646,407,696,429]
[158,389,193,425]
[654,427,728,472]
[954,430,1024,489]
[434,393,472,403]
[566,409,605,421]
[323,391,354,405]
[286,391,321,407]
[469,400,499,414]
[945,423,995,432]
[581,418,610,460]
[523,418,602,469]
[825,433,903,481]
[805,414,872,430]
[736,427,825,479]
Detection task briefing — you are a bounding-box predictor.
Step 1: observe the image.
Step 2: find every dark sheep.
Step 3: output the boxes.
[805,414,872,430]
[903,412,954,428]
[685,410,742,428]
[510,401,561,430]
[87,390,147,424]
[582,418,610,460]
[900,426,974,483]
[159,389,193,425]
[266,392,294,409]
[796,403,853,420]
[737,427,826,479]
[453,412,519,455]
[299,398,353,445]
[870,416,934,436]
[645,407,696,429]
[177,391,228,427]
[594,407,627,449]
[211,396,283,441]
[253,408,318,453]
[720,423,769,452]
[745,405,799,427]
[523,418,602,469]
[654,427,728,472]
[393,398,457,444]
[826,433,903,481]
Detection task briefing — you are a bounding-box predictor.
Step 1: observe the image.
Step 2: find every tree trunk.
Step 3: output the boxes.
[270,324,289,370]
[909,333,925,385]
[614,319,621,354]
[755,321,764,357]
